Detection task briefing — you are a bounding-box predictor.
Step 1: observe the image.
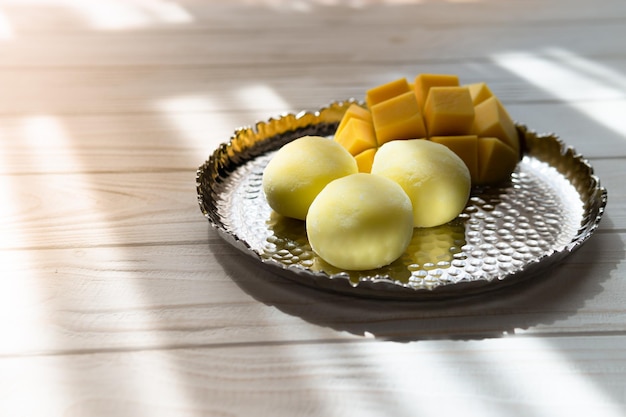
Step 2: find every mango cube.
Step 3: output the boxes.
[354,148,377,173]
[332,74,522,187]
[334,117,377,156]
[465,82,494,106]
[430,135,479,183]
[335,104,372,137]
[423,87,475,136]
[473,96,520,154]
[370,91,427,145]
[477,137,519,185]
[414,73,460,110]
[366,78,411,109]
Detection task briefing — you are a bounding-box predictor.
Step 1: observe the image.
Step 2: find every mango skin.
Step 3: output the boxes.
[306,173,414,271]
[371,139,471,228]
[262,136,358,220]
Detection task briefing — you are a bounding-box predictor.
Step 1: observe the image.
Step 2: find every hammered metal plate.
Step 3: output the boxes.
[197,100,607,299]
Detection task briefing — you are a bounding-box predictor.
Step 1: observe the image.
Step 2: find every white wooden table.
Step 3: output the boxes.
[0,0,624,416]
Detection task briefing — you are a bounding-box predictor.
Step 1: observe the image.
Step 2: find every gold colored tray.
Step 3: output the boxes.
[196,100,607,299]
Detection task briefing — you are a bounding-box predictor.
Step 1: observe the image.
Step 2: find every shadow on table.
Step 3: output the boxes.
[216,216,622,342]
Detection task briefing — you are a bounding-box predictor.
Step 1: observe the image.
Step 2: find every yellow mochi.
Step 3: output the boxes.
[371,139,471,228]
[306,173,414,271]
[262,136,358,220]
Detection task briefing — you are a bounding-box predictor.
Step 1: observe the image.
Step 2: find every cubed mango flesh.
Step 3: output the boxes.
[465,82,494,106]
[334,117,377,157]
[429,135,479,183]
[477,137,519,185]
[354,148,377,173]
[370,91,427,145]
[423,87,475,136]
[333,74,521,186]
[473,96,520,155]
[366,78,411,109]
[335,104,372,137]
[414,73,460,110]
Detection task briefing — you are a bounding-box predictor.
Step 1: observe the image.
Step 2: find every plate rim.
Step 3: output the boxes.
[196,100,608,300]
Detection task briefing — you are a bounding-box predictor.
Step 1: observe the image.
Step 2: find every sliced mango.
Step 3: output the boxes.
[335,104,372,137]
[477,137,519,185]
[366,77,411,109]
[354,148,377,173]
[370,91,427,145]
[423,86,475,136]
[334,117,377,156]
[414,73,460,110]
[465,82,494,106]
[473,96,520,155]
[429,135,479,183]
[333,73,521,186]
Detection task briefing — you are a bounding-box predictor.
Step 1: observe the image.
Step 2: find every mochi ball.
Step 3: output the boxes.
[262,136,358,220]
[371,139,471,228]
[306,173,414,271]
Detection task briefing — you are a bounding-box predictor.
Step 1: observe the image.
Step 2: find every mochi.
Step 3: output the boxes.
[306,173,413,270]
[262,136,358,220]
[371,139,471,228]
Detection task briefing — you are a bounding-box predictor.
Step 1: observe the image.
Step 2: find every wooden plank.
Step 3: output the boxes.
[1,53,626,159]
[1,0,625,33]
[5,0,626,33]
[2,56,626,112]
[0,225,623,355]
[0,2,625,69]
[0,171,207,250]
[0,80,625,174]
[0,335,624,417]
[0,106,625,176]
[0,101,624,165]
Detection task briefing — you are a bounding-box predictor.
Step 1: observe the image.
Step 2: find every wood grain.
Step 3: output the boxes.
[0,0,624,415]
[0,336,624,417]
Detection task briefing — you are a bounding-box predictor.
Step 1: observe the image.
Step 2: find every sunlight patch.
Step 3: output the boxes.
[493,48,626,138]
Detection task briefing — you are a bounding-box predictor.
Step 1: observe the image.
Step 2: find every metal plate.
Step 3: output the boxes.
[196,100,607,300]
